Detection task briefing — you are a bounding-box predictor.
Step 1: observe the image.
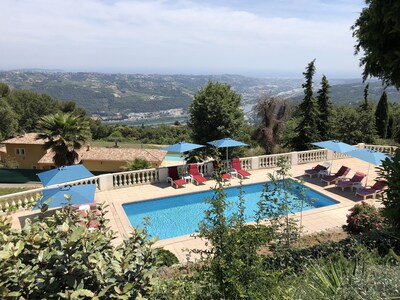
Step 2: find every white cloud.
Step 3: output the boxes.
[0,0,365,77]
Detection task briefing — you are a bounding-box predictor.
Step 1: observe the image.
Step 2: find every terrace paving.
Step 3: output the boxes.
[9,157,383,263]
[95,157,382,263]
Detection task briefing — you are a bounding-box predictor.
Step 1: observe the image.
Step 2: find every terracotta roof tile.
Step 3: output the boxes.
[2,133,47,145]
[38,147,167,164]
[81,147,167,163]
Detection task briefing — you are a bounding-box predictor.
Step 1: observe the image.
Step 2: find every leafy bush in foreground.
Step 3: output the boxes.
[344,201,384,234]
[0,203,155,299]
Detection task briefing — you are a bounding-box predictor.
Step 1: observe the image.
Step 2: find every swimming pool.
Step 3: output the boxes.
[123,182,339,240]
[165,153,184,162]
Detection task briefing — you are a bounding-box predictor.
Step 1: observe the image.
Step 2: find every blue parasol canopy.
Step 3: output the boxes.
[345,149,390,186]
[345,149,390,165]
[312,140,355,153]
[161,141,204,153]
[207,138,248,148]
[35,184,96,210]
[37,165,94,187]
[207,138,248,163]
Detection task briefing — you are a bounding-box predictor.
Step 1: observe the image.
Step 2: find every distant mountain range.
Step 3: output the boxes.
[0,70,399,116]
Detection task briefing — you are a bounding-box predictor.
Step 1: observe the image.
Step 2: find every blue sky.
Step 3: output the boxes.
[1,0,366,78]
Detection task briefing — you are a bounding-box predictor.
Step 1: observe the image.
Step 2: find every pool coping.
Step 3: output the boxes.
[97,158,378,262]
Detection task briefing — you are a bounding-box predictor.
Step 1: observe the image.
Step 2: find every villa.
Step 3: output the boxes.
[1,133,167,171]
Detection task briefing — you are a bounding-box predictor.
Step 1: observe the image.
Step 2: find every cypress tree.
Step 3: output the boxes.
[375,91,389,138]
[293,59,320,150]
[316,75,333,140]
[357,84,377,143]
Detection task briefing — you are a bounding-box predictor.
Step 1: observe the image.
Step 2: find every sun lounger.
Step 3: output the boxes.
[230,158,251,179]
[189,164,207,185]
[167,166,187,188]
[321,165,351,185]
[212,160,232,182]
[335,172,366,191]
[356,180,388,200]
[304,163,330,178]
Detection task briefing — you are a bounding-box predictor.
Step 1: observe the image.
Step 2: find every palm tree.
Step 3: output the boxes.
[36,112,91,167]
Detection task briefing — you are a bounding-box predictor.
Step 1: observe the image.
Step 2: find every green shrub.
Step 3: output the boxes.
[155,248,179,267]
[296,256,400,300]
[125,158,152,171]
[0,202,156,298]
[344,201,384,234]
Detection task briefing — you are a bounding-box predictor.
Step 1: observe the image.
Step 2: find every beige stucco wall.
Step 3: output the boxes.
[82,160,127,172]
[5,144,47,169]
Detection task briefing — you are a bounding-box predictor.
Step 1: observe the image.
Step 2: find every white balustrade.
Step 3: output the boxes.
[2,143,396,213]
[297,149,328,164]
[365,144,398,155]
[0,188,44,212]
[258,153,292,169]
[112,169,160,188]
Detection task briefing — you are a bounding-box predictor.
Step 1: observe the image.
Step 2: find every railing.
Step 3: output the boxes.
[297,149,328,164]
[258,153,292,168]
[0,188,43,212]
[1,143,395,213]
[364,144,398,155]
[113,169,160,188]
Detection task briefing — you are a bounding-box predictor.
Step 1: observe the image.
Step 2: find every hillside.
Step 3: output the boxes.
[1,71,399,117]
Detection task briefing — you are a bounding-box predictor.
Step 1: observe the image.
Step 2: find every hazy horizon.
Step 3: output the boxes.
[2,0,366,80]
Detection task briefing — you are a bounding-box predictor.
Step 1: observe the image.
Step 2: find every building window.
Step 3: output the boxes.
[15,148,25,156]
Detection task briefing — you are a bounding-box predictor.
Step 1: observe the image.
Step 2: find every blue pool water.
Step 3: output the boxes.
[123,182,338,240]
[165,153,184,162]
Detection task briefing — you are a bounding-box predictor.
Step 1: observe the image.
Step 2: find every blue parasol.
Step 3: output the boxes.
[35,184,96,210]
[161,141,204,153]
[207,138,248,163]
[37,165,94,187]
[345,149,390,186]
[312,140,355,154]
[312,140,356,172]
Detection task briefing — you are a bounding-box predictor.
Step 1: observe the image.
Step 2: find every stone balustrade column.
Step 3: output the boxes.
[98,174,114,191]
[158,167,169,182]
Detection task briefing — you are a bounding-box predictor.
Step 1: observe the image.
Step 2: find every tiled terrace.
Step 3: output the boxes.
[9,156,383,263]
[93,157,381,262]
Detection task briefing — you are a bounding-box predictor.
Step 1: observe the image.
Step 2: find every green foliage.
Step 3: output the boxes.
[154,248,179,267]
[6,89,59,132]
[292,59,320,150]
[352,0,400,88]
[379,149,400,230]
[0,82,10,97]
[125,158,152,171]
[0,98,18,140]
[317,75,333,140]
[297,255,400,299]
[36,112,92,166]
[0,203,156,299]
[189,81,246,146]
[192,160,273,298]
[375,91,390,138]
[344,201,384,234]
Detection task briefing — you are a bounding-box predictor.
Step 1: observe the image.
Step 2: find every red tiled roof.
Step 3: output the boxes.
[38,147,167,164]
[2,133,47,145]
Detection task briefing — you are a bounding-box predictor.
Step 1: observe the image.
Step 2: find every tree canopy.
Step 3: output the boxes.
[189,81,246,145]
[352,0,400,88]
[36,112,92,167]
[292,60,320,150]
[316,75,333,141]
[375,91,390,139]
